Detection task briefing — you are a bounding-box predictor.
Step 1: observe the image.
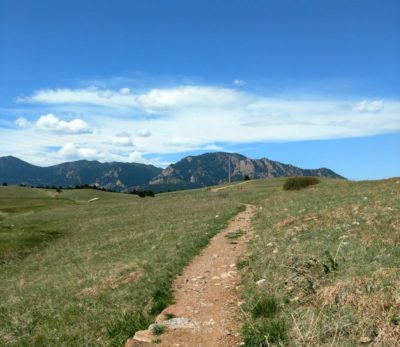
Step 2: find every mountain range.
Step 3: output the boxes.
[0,153,345,192]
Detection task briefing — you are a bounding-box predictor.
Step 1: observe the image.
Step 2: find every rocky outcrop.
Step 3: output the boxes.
[0,152,345,192]
[148,152,344,190]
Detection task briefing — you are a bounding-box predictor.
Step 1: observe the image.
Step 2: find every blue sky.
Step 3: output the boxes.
[0,0,399,179]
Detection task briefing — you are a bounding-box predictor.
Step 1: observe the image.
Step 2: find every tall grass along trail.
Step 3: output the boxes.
[126,204,257,346]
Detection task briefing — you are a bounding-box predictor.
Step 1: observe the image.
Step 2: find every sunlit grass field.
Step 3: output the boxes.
[1,177,399,346]
[225,178,400,346]
[0,186,240,346]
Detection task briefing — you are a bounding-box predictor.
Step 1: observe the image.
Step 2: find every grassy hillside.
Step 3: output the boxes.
[221,178,400,346]
[1,178,398,346]
[0,186,241,346]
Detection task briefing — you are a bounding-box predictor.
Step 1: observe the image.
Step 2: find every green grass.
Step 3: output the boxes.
[225,228,246,240]
[251,296,278,318]
[242,319,288,346]
[1,177,399,346]
[163,313,176,320]
[0,186,241,346]
[0,187,76,264]
[223,177,400,346]
[151,324,165,336]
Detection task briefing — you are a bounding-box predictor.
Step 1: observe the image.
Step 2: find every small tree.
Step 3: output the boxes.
[244,175,251,181]
[2,182,7,186]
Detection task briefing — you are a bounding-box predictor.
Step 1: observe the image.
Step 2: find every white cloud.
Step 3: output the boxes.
[354,100,384,113]
[15,117,30,128]
[136,129,151,137]
[111,136,134,146]
[166,138,203,148]
[5,83,400,166]
[119,87,131,95]
[136,86,247,114]
[17,85,248,114]
[233,79,246,86]
[58,143,103,160]
[128,151,144,162]
[18,87,137,109]
[36,113,92,134]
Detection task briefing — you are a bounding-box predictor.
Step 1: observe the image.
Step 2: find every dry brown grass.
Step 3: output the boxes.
[79,271,143,297]
[232,178,400,346]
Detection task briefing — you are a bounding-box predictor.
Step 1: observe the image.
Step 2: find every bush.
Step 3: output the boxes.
[151,324,165,336]
[144,190,155,197]
[130,189,155,198]
[2,182,7,186]
[244,175,251,181]
[283,176,320,190]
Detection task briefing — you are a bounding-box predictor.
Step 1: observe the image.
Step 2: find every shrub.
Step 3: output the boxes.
[283,176,320,190]
[130,189,155,198]
[164,313,176,320]
[2,182,7,186]
[244,175,251,181]
[137,191,146,198]
[151,324,165,336]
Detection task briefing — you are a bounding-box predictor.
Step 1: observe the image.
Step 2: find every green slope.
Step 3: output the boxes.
[0,186,240,346]
[0,177,398,346]
[223,178,400,346]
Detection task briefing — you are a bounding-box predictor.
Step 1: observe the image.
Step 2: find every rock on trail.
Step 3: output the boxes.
[125,204,257,347]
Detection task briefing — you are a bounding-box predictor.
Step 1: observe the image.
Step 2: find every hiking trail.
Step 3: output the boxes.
[125,204,257,347]
[211,181,251,192]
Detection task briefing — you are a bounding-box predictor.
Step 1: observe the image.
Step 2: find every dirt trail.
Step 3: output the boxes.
[126,204,257,347]
[211,181,250,192]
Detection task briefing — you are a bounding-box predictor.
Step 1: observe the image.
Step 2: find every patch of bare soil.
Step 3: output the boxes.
[126,204,257,347]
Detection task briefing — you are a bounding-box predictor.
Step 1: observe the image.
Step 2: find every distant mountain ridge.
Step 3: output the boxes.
[0,153,345,191]
[147,152,344,191]
[0,156,162,191]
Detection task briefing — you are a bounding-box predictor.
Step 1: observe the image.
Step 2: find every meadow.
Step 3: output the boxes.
[226,178,400,346]
[0,177,399,346]
[0,186,240,346]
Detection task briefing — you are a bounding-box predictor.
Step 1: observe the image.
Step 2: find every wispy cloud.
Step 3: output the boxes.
[14,117,31,128]
[110,134,134,147]
[136,129,152,137]
[233,79,246,86]
[3,83,400,166]
[17,85,249,113]
[354,100,384,113]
